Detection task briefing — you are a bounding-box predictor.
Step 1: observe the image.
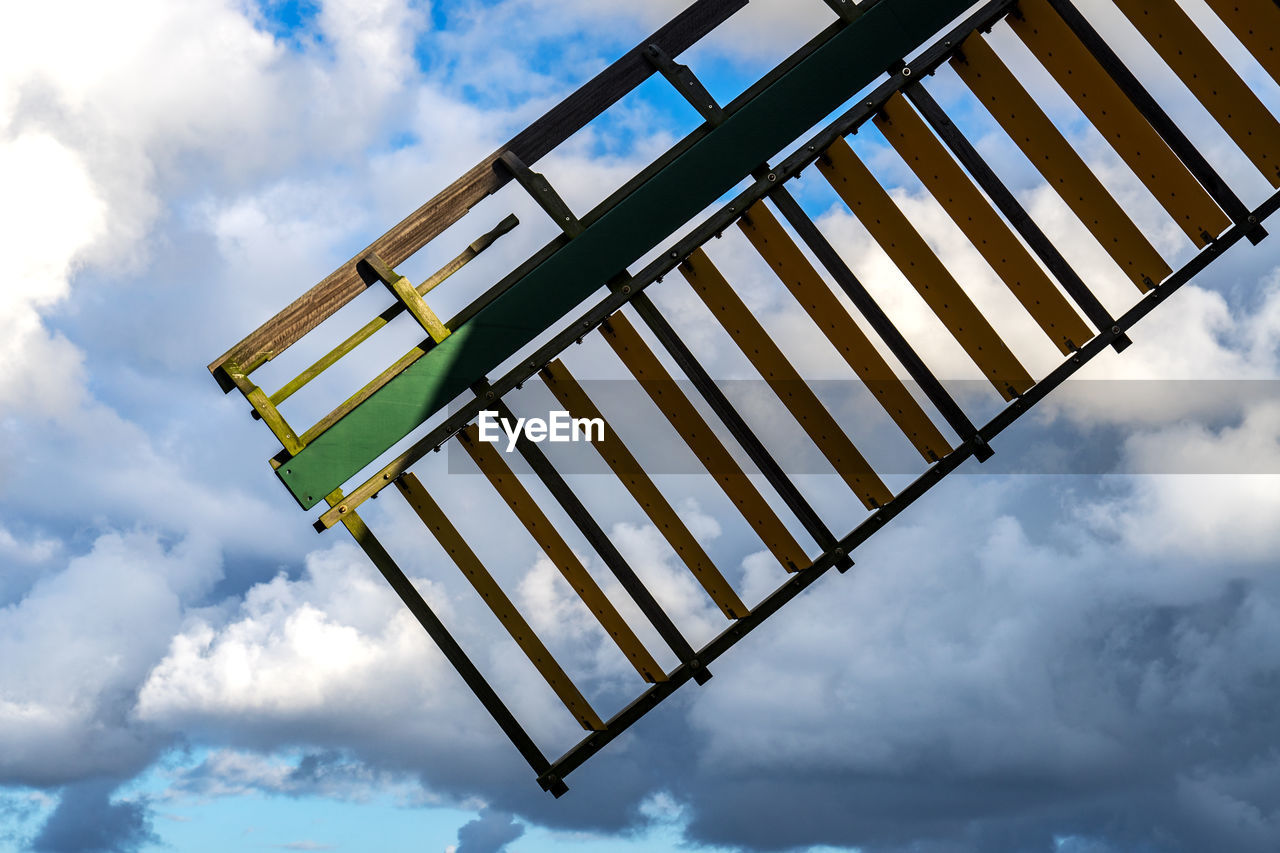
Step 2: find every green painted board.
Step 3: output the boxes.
[278,0,974,509]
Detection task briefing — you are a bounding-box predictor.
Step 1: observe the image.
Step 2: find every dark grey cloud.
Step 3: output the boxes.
[385,468,1276,853]
[455,807,525,853]
[31,780,156,853]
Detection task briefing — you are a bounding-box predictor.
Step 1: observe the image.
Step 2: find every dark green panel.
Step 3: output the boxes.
[279,0,974,509]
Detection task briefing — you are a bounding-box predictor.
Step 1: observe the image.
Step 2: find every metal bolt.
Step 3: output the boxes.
[621,285,631,294]
[338,506,347,514]
[486,390,495,400]
[383,472,391,480]
[901,66,912,77]
[1111,326,1120,335]
[767,172,777,182]
[670,250,678,257]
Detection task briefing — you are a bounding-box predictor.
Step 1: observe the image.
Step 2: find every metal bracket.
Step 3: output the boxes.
[497,151,583,237]
[359,252,451,344]
[822,0,863,23]
[644,43,726,126]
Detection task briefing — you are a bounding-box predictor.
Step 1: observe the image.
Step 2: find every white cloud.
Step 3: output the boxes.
[0,132,100,417]
[0,530,220,785]
[136,542,456,726]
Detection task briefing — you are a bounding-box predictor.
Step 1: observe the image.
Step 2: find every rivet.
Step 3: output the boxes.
[338,505,347,514]
[621,285,631,294]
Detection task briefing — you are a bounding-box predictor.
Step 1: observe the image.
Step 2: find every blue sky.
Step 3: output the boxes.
[3,1,1280,851]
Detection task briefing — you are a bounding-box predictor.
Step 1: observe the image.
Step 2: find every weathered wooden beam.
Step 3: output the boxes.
[208,0,750,391]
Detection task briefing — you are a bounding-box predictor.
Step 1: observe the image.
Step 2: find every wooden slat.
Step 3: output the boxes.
[395,474,606,731]
[1202,0,1280,89]
[951,33,1171,291]
[539,360,749,617]
[458,426,667,682]
[679,248,893,509]
[874,92,1094,352]
[816,138,1034,400]
[1008,0,1231,247]
[600,311,812,573]
[1113,0,1280,188]
[270,0,983,511]
[737,200,953,458]
[207,0,749,390]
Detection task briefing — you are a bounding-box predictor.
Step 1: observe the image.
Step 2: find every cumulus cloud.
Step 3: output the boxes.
[134,542,464,742]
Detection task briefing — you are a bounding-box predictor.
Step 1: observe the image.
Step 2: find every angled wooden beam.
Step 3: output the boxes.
[949,33,1170,292]
[539,360,749,618]
[1113,0,1280,188]
[873,92,1092,353]
[737,199,953,459]
[208,0,750,390]
[817,137,1034,401]
[458,426,668,684]
[396,474,606,731]
[600,311,812,572]
[679,248,893,509]
[1009,0,1230,246]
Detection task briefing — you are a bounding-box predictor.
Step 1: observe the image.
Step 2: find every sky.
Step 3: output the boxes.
[2,0,1280,851]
